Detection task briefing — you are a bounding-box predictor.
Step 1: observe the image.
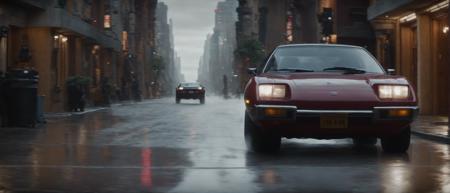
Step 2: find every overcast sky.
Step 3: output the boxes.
[160,0,223,82]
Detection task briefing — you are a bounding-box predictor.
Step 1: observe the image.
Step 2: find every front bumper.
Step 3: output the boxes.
[251,105,418,122]
[176,90,205,99]
[248,105,418,138]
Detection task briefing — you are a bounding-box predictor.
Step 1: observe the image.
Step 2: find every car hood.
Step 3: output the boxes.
[256,72,412,109]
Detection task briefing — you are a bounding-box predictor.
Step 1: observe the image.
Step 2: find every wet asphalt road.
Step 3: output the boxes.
[0,97,449,193]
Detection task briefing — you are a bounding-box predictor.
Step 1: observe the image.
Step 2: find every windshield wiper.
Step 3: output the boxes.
[322,67,366,74]
[275,68,314,73]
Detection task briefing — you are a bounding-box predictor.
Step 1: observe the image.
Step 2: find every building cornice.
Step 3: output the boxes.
[27,8,121,51]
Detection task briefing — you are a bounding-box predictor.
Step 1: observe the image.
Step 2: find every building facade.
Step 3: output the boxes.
[0,0,158,112]
[198,0,238,94]
[234,0,375,91]
[368,0,449,116]
[155,2,182,96]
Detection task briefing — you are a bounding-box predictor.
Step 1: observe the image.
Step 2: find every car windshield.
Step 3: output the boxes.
[180,83,200,87]
[264,46,385,74]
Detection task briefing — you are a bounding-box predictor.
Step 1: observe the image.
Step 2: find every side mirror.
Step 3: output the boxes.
[387,68,396,75]
[247,68,257,75]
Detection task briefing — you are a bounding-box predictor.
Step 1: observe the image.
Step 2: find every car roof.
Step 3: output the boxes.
[277,44,363,49]
[180,82,200,86]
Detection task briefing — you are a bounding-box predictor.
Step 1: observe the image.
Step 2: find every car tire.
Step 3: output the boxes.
[381,126,410,153]
[200,97,205,104]
[176,98,180,104]
[352,137,377,147]
[244,113,280,153]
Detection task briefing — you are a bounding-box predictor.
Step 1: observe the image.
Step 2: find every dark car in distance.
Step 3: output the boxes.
[176,82,205,104]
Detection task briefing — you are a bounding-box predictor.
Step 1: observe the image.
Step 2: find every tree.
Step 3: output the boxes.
[235,39,265,65]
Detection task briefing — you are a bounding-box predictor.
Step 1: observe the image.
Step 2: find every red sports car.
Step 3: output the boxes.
[244,44,418,153]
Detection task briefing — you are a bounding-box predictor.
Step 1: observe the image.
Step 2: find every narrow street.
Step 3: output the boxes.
[0,97,448,193]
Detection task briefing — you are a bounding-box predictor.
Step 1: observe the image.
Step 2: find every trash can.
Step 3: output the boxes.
[4,69,39,127]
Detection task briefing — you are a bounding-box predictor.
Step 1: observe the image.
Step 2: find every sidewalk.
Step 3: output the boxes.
[44,99,158,119]
[44,106,108,119]
[411,116,450,144]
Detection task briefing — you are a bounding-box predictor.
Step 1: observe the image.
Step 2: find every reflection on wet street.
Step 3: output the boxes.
[0,97,449,193]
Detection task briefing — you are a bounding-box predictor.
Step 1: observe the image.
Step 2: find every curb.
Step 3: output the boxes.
[44,100,155,119]
[411,129,450,144]
[45,107,108,119]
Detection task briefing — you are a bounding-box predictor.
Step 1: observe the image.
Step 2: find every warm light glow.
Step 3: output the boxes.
[122,31,128,51]
[329,34,337,44]
[53,35,59,40]
[61,36,68,42]
[264,108,287,117]
[426,0,449,13]
[378,85,409,99]
[104,14,111,29]
[286,15,294,43]
[400,13,416,23]
[443,26,449,34]
[245,99,251,105]
[388,109,411,117]
[258,85,287,99]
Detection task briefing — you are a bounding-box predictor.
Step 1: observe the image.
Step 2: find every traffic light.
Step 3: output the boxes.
[319,8,334,36]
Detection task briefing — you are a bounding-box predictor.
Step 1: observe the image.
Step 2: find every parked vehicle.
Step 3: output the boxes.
[244,44,418,153]
[176,82,205,104]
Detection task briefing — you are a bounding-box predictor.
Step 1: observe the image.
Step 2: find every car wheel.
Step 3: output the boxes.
[381,126,410,153]
[352,137,377,147]
[244,113,280,153]
[200,97,205,104]
[176,98,180,104]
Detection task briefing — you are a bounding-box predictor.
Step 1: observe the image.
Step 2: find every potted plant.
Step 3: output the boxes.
[66,76,91,112]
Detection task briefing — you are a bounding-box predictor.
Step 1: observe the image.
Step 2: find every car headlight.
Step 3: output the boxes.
[378,85,409,99]
[258,84,287,99]
[178,87,184,90]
